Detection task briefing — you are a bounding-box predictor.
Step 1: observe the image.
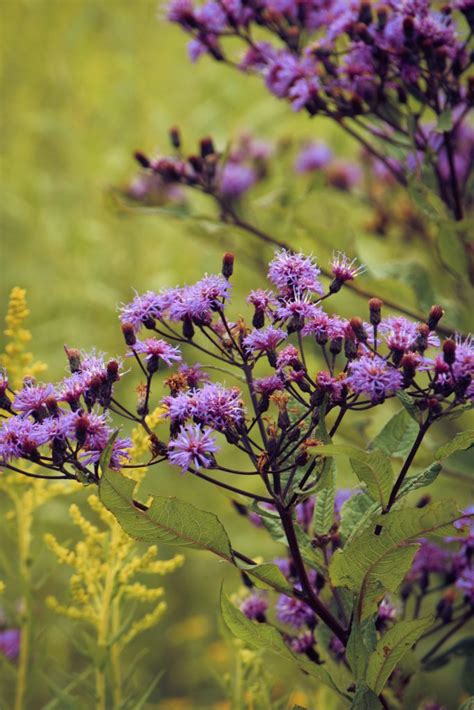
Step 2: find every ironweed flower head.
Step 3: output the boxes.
[168,423,219,471]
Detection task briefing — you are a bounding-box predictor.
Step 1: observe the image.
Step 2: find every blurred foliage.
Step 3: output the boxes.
[0,0,473,708]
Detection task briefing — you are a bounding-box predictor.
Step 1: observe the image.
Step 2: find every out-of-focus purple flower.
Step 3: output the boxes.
[334,488,358,519]
[296,498,315,531]
[0,416,49,462]
[329,635,346,660]
[218,162,256,198]
[0,629,20,661]
[13,383,56,416]
[316,371,345,402]
[243,326,287,354]
[130,338,182,367]
[407,540,450,583]
[274,557,293,578]
[330,252,365,283]
[455,566,474,602]
[276,594,315,628]
[347,355,403,402]
[268,250,323,297]
[247,289,277,313]
[239,593,268,621]
[295,142,333,173]
[168,423,219,471]
[289,630,315,654]
[453,334,474,381]
[376,597,398,631]
[326,161,362,191]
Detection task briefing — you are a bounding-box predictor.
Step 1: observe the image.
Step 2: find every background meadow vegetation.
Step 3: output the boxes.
[1,0,472,708]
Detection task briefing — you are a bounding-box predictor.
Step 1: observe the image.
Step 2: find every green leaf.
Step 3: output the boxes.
[257,507,326,574]
[309,445,393,508]
[396,391,419,422]
[330,501,459,621]
[369,410,419,458]
[313,460,336,535]
[350,684,383,710]
[346,619,370,682]
[398,463,442,499]
[459,696,474,710]
[437,222,468,278]
[366,617,433,695]
[436,109,453,132]
[340,494,378,544]
[436,431,474,461]
[239,562,293,595]
[99,468,234,561]
[220,589,345,697]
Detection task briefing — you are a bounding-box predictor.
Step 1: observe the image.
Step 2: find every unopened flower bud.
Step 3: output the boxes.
[252,309,265,329]
[443,339,456,365]
[64,346,81,373]
[182,316,195,340]
[415,324,430,353]
[149,433,168,458]
[358,1,372,25]
[329,337,343,356]
[169,126,181,149]
[45,395,59,417]
[350,317,367,342]
[200,136,215,158]
[295,448,309,467]
[134,151,151,169]
[222,252,234,279]
[401,353,418,380]
[107,360,120,383]
[278,409,291,431]
[427,305,444,330]
[121,323,136,347]
[369,298,383,326]
[403,15,415,38]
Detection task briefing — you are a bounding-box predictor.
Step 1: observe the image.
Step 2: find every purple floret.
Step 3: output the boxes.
[347,355,403,402]
[239,593,268,621]
[0,629,20,661]
[268,249,323,297]
[168,423,219,471]
[276,594,315,628]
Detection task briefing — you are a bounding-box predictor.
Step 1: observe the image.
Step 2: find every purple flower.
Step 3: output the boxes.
[453,334,474,381]
[295,142,333,173]
[193,382,245,431]
[347,355,403,402]
[131,338,182,367]
[276,594,315,628]
[376,597,397,631]
[239,593,268,621]
[58,373,86,408]
[326,161,362,191]
[296,498,315,530]
[0,416,49,462]
[13,383,56,416]
[165,391,196,423]
[253,375,284,396]
[275,297,321,323]
[379,317,439,353]
[179,363,209,388]
[330,252,365,283]
[168,423,219,471]
[218,163,256,198]
[316,371,345,401]
[276,344,300,370]
[0,629,20,661]
[455,565,474,602]
[120,290,167,332]
[268,250,323,297]
[329,635,346,660]
[246,289,276,313]
[334,488,358,519]
[289,630,315,654]
[169,275,230,323]
[243,326,287,354]
[407,540,450,583]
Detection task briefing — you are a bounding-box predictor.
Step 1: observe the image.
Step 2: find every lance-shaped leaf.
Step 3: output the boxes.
[350,684,383,710]
[330,500,459,621]
[369,409,419,458]
[346,617,376,682]
[435,431,474,461]
[239,562,293,595]
[310,445,393,509]
[99,468,234,562]
[220,589,347,698]
[366,617,433,695]
[340,493,378,543]
[398,463,442,499]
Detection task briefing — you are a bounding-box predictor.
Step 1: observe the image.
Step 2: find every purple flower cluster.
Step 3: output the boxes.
[168,0,474,215]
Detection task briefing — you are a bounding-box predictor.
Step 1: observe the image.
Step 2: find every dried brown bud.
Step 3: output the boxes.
[222,252,234,279]
[443,338,456,365]
[134,151,150,169]
[427,305,444,331]
[200,136,215,158]
[169,126,181,149]
[64,345,81,373]
[350,317,367,342]
[121,322,136,347]
[368,298,383,326]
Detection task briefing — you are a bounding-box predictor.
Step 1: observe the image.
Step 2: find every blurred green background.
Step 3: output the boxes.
[1,1,473,708]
